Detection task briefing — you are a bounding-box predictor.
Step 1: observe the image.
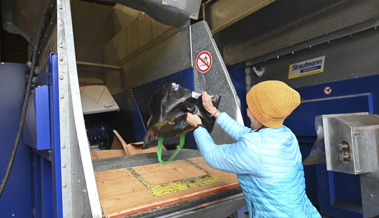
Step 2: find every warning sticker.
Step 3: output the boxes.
[324,86,332,95]
[288,56,325,79]
[196,51,212,73]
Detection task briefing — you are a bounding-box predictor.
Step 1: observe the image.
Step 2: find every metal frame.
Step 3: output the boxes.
[191,21,244,144]
[57,0,102,217]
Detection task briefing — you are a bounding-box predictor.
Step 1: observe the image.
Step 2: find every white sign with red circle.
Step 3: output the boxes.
[196,51,212,73]
[324,86,332,95]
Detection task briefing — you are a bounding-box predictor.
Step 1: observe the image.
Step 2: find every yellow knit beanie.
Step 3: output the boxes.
[246,80,301,128]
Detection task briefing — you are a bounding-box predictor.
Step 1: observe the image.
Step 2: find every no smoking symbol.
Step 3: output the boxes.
[196,51,212,73]
[324,86,332,95]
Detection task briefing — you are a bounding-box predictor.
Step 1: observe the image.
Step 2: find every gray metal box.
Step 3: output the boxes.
[323,113,379,174]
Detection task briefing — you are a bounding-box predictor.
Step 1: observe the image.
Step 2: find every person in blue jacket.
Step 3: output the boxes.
[186,80,321,218]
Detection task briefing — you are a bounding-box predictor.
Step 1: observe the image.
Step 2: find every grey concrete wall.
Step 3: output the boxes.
[71,0,116,64]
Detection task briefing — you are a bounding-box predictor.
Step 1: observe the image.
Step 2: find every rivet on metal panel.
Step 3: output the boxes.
[60,95,64,99]
[62,145,66,149]
[62,164,67,168]
[59,75,64,80]
[59,57,63,61]
[78,179,80,184]
[63,184,67,188]
[371,194,375,198]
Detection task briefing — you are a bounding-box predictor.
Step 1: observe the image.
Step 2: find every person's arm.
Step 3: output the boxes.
[201,91,250,140]
[216,112,251,141]
[194,127,261,175]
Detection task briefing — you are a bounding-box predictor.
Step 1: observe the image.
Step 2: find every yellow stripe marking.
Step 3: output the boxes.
[127,160,222,197]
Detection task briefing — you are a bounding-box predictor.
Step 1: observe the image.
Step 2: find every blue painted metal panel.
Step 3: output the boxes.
[33,154,43,218]
[23,85,51,150]
[130,98,147,142]
[1,54,62,217]
[42,157,53,217]
[34,53,62,217]
[47,53,63,218]
[284,75,379,217]
[0,63,33,217]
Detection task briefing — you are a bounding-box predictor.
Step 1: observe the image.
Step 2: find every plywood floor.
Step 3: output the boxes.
[95,157,239,218]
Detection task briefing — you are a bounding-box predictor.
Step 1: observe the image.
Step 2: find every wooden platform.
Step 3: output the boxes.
[95,157,240,218]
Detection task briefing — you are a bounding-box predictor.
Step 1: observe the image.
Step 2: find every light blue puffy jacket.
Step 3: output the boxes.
[194,112,321,218]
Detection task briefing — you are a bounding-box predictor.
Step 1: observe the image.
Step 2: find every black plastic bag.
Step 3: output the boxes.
[144,83,221,147]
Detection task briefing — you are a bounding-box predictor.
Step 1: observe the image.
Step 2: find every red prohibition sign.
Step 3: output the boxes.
[196,51,212,73]
[324,86,332,95]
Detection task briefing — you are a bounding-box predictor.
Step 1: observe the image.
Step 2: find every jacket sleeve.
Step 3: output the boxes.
[216,112,251,141]
[194,127,261,176]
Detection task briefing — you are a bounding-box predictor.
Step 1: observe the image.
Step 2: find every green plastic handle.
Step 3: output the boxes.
[157,134,185,164]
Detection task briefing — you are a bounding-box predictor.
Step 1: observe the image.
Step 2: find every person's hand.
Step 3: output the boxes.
[186,112,202,128]
[202,91,218,115]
